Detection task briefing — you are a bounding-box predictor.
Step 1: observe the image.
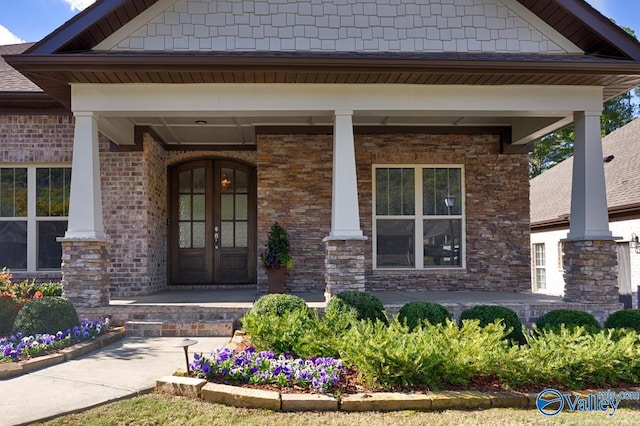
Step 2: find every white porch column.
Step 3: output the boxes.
[64,111,106,240]
[330,110,363,237]
[566,111,612,241]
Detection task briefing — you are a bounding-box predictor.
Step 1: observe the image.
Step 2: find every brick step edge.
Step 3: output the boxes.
[156,377,640,412]
[124,321,234,337]
[0,327,125,380]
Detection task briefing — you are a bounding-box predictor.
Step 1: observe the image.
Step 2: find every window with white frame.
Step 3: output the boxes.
[533,243,546,290]
[0,167,71,271]
[374,166,464,269]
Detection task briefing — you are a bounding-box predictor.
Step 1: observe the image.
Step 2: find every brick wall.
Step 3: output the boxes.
[257,132,531,293]
[0,115,73,163]
[112,0,565,53]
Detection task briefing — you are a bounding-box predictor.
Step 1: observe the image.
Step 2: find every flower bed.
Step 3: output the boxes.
[1,318,111,362]
[191,346,344,394]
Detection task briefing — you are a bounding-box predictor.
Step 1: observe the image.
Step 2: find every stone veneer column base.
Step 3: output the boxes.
[60,239,111,308]
[323,236,367,301]
[563,239,619,304]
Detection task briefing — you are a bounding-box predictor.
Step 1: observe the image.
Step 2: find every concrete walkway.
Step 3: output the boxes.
[0,336,228,426]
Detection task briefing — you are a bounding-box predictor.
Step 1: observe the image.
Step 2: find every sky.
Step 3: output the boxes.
[0,0,639,45]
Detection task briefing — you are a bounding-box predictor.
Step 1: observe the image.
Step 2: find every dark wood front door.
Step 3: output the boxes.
[169,160,256,285]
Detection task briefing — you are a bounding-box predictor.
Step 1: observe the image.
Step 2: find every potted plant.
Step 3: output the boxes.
[261,222,292,293]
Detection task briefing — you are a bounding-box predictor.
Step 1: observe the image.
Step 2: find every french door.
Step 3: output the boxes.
[169,160,256,285]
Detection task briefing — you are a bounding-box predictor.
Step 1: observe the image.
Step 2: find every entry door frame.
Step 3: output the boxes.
[168,159,257,286]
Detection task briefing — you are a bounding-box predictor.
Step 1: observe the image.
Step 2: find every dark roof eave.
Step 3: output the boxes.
[6,53,640,75]
[531,202,640,231]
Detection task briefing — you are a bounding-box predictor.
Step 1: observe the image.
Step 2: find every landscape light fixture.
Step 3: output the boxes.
[174,338,198,374]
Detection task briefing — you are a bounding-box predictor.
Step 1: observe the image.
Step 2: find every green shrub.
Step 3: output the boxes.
[0,296,22,335]
[250,293,310,317]
[12,297,80,336]
[459,305,526,345]
[605,310,640,333]
[241,294,312,355]
[397,301,451,329]
[536,309,600,333]
[293,306,358,359]
[34,281,63,297]
[339,317,509,390]
[326,291,387,324]
[502,326,640,389]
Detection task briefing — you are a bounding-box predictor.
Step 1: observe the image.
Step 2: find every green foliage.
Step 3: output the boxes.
[459,305,526,345]
[536,309,600,333]
[34,281,63,297]
[397,301,451,329]
[502,326,640,389]
[241,309,311,355]
[250,293,310,317]
[0,296,22,335]
[327,291,387,324]
[260,222,292,269]
[339,318,509,390]
[605,310,640,333]
[293,307,358,359]
[241,294,311,355]
[12,297,80,336]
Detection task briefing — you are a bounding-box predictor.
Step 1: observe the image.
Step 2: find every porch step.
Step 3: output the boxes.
[124,320,234,337]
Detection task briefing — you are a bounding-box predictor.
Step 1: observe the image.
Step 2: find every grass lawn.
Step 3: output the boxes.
[43,393,640,426]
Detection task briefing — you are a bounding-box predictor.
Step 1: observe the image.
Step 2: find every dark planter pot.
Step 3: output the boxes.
[266,266,287,294]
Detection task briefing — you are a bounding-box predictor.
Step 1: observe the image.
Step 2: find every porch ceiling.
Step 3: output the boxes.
[102,112,568,147]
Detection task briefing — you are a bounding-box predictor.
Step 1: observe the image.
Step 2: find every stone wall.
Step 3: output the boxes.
[256,134,332,293]
[112,0,566,54]
[256,132,531,293]
[563,239,619,304]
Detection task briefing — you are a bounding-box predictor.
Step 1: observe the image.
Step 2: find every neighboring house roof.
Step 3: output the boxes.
[3,0,640,112]
[0,43,68,114]
[531,117,640,229]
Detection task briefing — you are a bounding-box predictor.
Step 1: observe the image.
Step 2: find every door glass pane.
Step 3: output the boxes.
[37,220,66,269]
[178,170,191,193]
[193,168,205,193]
[236,170,248,193]
[221,168,234,193]
[0,220,27,269]
[0,168,27,217]
[236,222,248,247]
[192,222,205,248]
[179,195,191,221]
[423,219,461,267]
[221,221,234,247]
[376,219,414,268]
[179,222,191,248]
[192,195,206,221]
[221,195,234,220]
[236,195,248,220]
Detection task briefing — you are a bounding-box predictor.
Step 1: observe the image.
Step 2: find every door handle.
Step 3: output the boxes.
[214,226,219,249]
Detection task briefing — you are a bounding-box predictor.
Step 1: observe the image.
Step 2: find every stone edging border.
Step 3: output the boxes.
[0,327,125,380]
[155,376,640,412]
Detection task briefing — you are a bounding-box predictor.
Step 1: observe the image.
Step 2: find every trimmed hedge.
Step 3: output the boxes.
[326,291,387,324]
[459,305,526,344]
[536,309,600,333]
[397,301,451,329]
[605,309,640,333]
[0,297,21,335]
[250,293,310,317]
[12,297,80,336]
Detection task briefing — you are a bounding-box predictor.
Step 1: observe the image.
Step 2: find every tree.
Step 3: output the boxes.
[529,25,639,178]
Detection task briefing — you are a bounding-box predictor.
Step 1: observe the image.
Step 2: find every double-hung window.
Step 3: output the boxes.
[0,166,71,271]
[374,166,464,269]
[533,243,546,290]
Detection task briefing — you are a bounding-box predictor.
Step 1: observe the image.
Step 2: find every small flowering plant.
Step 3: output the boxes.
[190,346,344,394]
[0,318,110,363]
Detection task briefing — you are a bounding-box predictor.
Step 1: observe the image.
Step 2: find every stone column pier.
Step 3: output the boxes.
[60,239,111,308]
[563,239,618,304]
[323,237,366,300]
